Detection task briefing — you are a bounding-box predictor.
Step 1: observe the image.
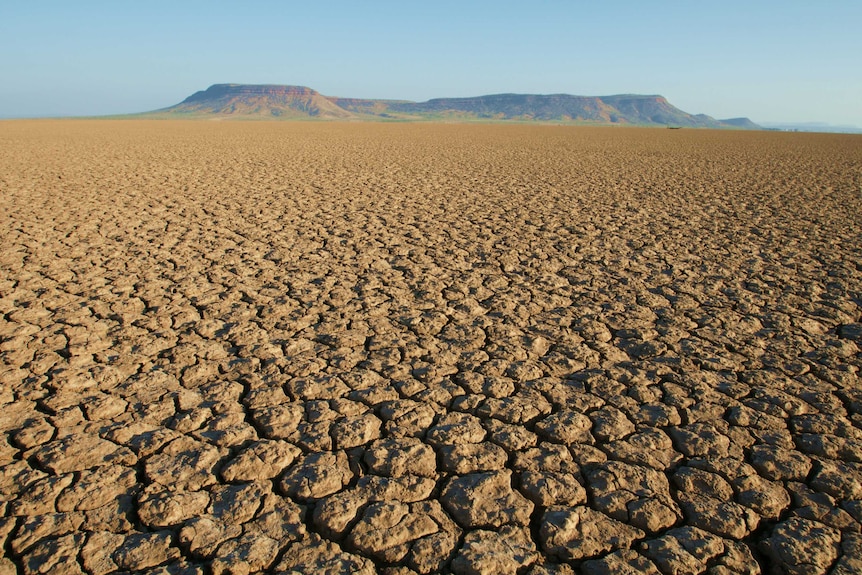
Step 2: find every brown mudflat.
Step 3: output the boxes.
[1,120,861,574]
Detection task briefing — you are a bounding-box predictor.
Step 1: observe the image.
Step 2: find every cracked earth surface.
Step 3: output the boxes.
[1,121,861,574]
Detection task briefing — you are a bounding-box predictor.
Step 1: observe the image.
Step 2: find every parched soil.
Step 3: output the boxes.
[1,120,861,574]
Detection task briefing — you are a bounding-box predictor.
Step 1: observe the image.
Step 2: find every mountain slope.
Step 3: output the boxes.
[719,117,765,129]
[597,95,721,127]
[146,84,760,128]
[389,93,737,127]
[157,84,353,119]
[388,93,619,121]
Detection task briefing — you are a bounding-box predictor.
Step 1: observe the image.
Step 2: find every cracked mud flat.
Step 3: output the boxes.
[1,120,861,575]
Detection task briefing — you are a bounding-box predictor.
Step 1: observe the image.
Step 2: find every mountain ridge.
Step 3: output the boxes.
[172,84,352,118]
[148,83,760,128]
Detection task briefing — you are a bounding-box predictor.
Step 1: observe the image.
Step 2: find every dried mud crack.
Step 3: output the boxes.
[1,120,861,574]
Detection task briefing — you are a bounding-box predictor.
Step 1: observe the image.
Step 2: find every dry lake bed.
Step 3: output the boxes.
[1,121,861,574]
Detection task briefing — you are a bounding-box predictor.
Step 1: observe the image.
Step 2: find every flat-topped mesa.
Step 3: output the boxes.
[180,84,319,104]
[167,83,353,118]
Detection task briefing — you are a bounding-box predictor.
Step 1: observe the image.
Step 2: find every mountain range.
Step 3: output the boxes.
[142,84,760,129]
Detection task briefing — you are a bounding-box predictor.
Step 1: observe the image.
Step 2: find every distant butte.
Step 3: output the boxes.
[143,83,761,128]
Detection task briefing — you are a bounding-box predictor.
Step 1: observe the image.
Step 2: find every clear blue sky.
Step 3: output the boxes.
[2,1,860,126]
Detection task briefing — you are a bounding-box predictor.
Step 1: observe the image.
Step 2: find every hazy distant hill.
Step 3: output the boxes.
[759,121,862,134]
[719,117,763,130]
[146,84,760,128]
